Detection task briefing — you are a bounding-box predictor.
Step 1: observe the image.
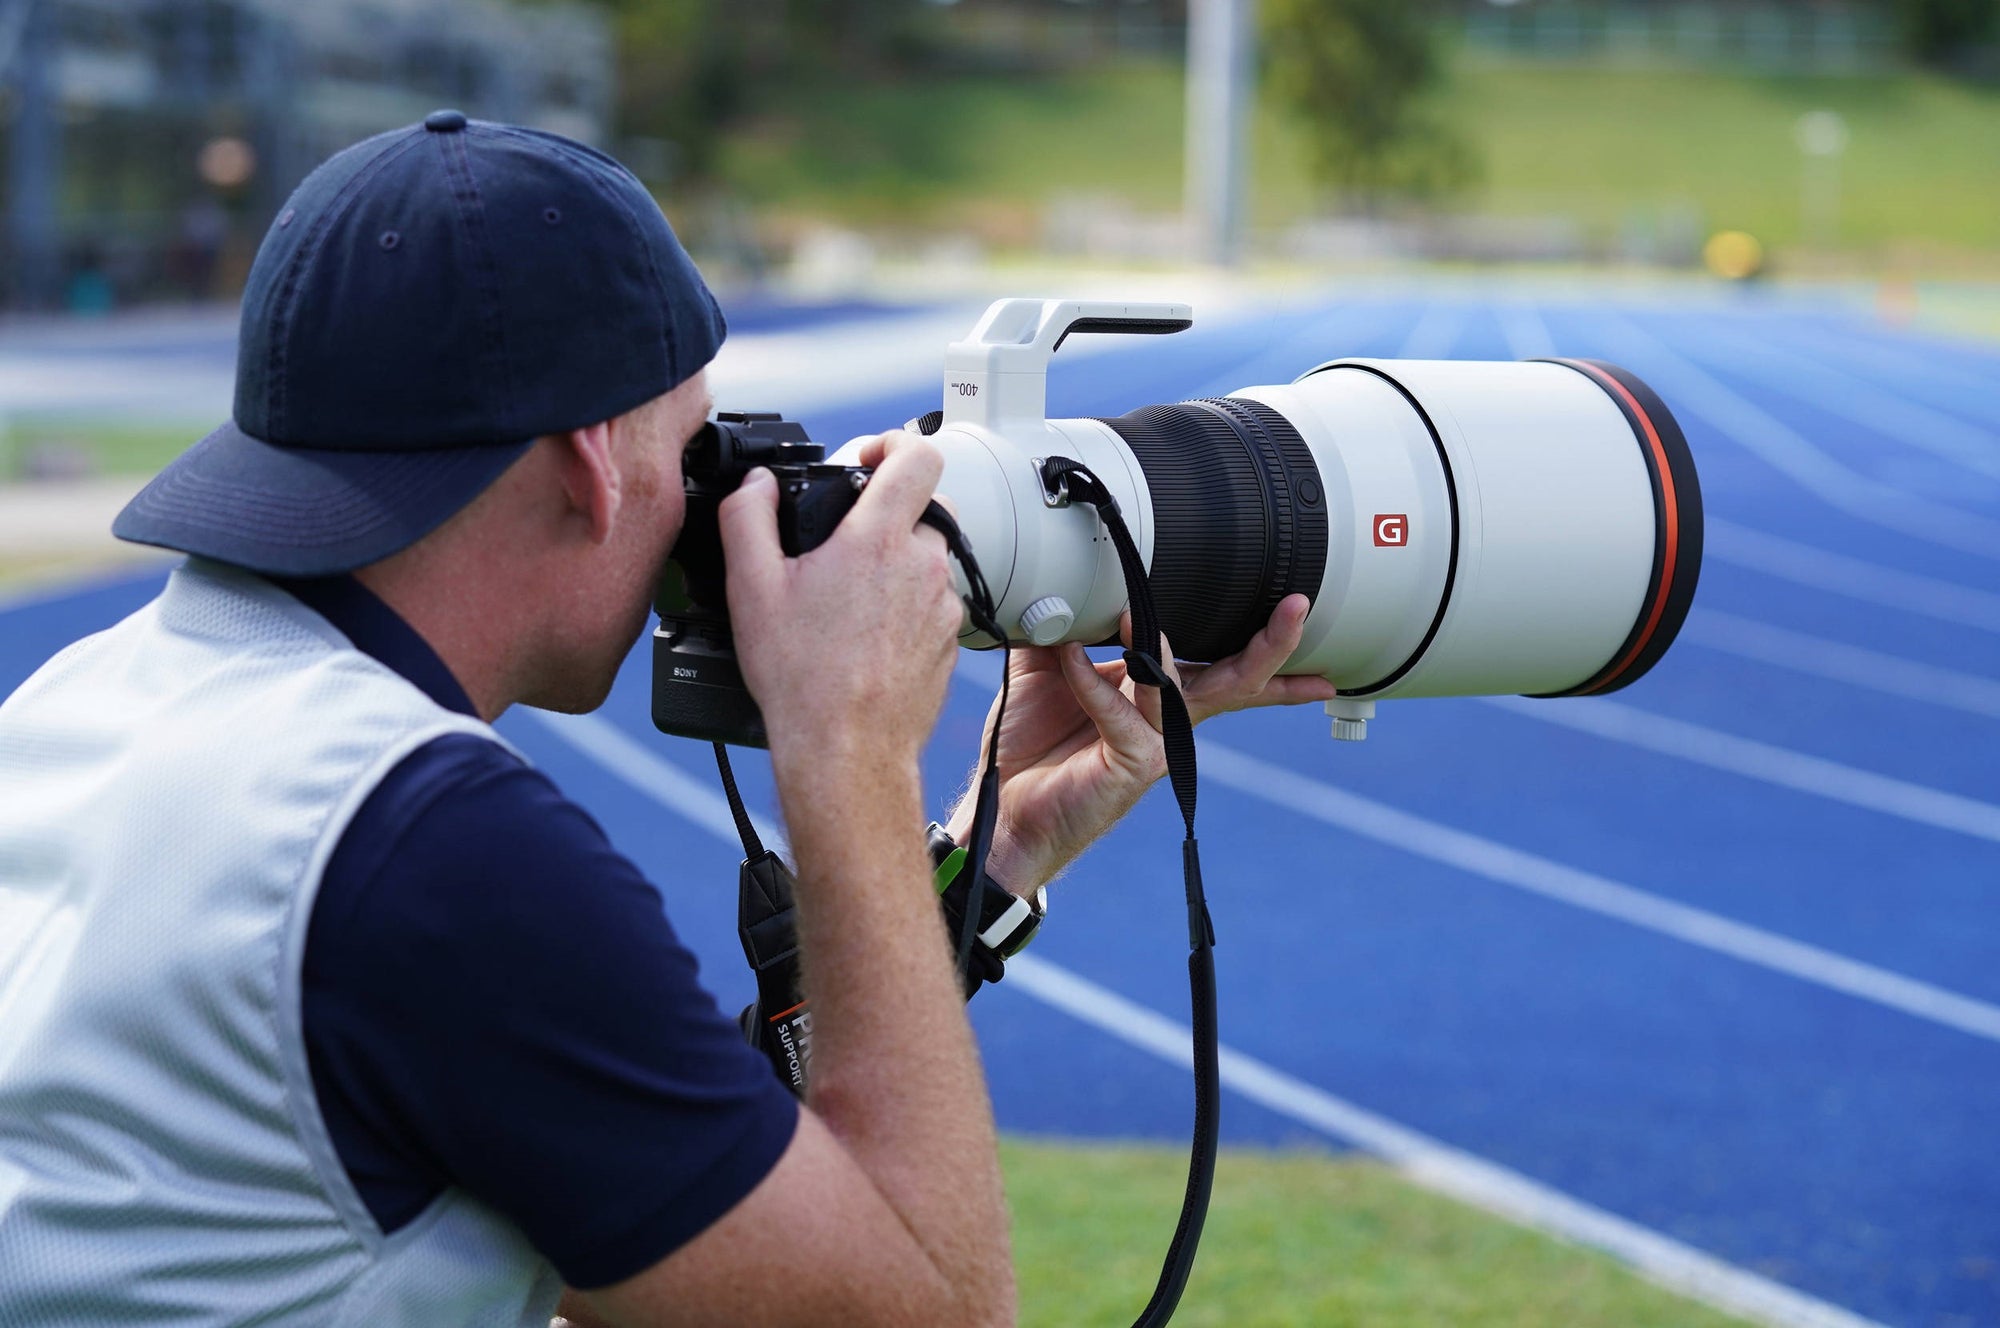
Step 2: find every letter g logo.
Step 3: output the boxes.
[1373,513,1408,547]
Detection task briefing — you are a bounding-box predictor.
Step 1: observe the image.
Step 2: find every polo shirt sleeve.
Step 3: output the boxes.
[302,732,799,1290]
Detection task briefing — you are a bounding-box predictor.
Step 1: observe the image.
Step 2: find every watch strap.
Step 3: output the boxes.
[927,822,1045,963]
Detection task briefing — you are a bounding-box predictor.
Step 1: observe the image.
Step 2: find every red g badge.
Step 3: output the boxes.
[1373,513,1408,547]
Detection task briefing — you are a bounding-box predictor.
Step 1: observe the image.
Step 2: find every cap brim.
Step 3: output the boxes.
[113,421,536,577]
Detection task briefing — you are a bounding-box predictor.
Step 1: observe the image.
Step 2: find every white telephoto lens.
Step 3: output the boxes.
[861,294,1701,720]
[910,354,1699,709]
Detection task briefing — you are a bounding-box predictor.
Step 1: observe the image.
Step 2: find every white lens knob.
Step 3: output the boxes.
[1019,595,1076,646]
[1326,696,1374,742]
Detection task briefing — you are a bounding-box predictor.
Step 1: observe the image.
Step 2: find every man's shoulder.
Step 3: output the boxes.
[316,729,639,939]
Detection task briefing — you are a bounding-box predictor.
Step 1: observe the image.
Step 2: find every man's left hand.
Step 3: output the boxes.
[944,593,1338,893]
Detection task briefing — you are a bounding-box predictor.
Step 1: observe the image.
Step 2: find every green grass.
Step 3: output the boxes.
[1002,1138,1751,1327]
[1445,57,2000,258]
[0,419,197,481]
[710,55,2000,264]
[0,551,158,595]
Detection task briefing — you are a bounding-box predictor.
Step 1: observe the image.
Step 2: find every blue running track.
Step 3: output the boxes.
[2,289,1995,1326]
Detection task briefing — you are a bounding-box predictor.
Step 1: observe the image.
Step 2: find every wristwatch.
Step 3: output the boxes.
[926,822,1046,960]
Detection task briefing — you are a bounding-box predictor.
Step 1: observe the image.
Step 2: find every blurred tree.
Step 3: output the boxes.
[1890,0,2000,68]
[541,0,760,183]
[544,0,942,184]
[781,0,937,70]
[1261,0,1478,210]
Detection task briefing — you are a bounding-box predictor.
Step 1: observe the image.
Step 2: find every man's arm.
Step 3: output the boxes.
[577,434,1012,1328]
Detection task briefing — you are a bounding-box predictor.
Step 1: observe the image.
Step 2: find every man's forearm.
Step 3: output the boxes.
[775,742,1014,1319]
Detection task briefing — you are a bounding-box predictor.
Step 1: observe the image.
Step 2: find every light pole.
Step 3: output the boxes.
[1795,108,1848,252]
[1185,0,1256,267]
[5,0,60,309]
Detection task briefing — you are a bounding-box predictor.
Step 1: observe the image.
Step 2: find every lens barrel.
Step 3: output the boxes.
[1095,398,1328,660]
[1081,357,1703,701]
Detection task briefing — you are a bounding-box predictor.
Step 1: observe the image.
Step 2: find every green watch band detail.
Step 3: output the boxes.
[933,845,967,895]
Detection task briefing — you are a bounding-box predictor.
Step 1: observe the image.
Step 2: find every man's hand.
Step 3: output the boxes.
[719,430,963,774]
[946,593,1339,892]
[673,430,1014,1328]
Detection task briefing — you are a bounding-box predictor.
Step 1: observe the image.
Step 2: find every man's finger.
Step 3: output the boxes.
[717,468,785,584]
[1243,594,1311,686]
[1257,674,1342,706]
[1059,644,1162,757]
[850,434,944,533]
[850,431,895,469]
[1193,593,1310,702]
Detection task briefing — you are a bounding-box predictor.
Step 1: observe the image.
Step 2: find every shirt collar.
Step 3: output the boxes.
[267,573,478,718]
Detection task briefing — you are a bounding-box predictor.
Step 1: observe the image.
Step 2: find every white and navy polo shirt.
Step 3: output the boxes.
[0,560,798,1324]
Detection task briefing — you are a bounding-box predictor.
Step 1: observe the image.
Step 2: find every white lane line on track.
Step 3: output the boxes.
[529,705,787,854]
[1493,304,2000,625]
[944,651,2000,1040]
[1395,304,1465,359]
[1493,302,1555,359]
[1706,517,2000,633]
[1585,312,2000,561]
[1684,609,2000,721]
[0,558,169,616]
[525,707,1887,1328]
[1006,958,1887,1328]
[1671,325,2000,482]
[1495,298,1557,362]
[1193,740,2000,1045]
[1187,304,1391,399]
[1765,324,2000,428]
[1481,694,2000,846]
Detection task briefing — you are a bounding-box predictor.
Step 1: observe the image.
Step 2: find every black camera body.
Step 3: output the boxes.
[653,411,871,748]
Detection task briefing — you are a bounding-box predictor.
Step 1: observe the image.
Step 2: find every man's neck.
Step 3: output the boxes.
[353,558,528,724]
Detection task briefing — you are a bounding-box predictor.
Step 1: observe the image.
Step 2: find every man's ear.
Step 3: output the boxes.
[556,421,620,543]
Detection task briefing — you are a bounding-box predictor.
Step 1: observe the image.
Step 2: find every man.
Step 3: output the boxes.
[0,115,1335,1326]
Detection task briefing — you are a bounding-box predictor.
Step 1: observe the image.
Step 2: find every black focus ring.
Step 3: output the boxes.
[1094,398,1328,661]
[1095,404,1262,660]
[1189,398,1308,640]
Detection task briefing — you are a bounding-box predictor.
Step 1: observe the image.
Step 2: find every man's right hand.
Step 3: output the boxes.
[717,429,963,773]
[589,431,1013,1327]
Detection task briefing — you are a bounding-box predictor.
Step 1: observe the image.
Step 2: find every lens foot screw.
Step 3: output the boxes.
[1326,696,1375,742]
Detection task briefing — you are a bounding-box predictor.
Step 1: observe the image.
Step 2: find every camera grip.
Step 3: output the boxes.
[775,465,869,558]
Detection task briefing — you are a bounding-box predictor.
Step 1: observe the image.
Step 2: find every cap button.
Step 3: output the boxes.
[424,109,468,133]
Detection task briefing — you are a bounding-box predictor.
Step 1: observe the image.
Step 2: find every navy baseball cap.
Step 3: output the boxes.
[114,110,725,576]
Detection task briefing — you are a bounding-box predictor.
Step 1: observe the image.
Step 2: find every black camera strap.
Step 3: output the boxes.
[1039,456,1216,1328]
[916,503,1012,986]
[716,744,817,1095]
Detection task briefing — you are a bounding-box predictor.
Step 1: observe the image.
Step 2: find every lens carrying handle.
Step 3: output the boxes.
[1040,456,1217,1328]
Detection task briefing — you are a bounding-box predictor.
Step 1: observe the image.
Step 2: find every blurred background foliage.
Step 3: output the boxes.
[560,0,1998,272]
[4,0,1999,311]
[1260,0,1481,208]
